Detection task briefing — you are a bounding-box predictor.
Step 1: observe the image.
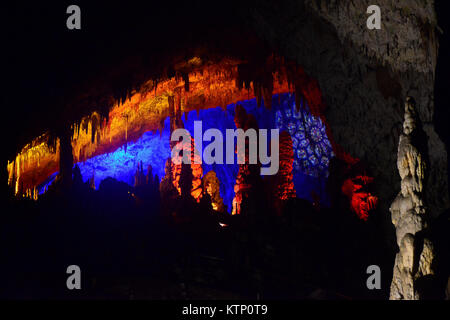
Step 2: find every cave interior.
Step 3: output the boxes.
[3,1,450,300]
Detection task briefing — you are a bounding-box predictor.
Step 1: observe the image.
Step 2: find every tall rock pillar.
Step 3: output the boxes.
[389,97,435,300]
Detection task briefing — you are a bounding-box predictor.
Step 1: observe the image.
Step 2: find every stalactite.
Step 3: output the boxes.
[91,116,97,144]
[11,57,318,195]
[168,94,175,132]
[183,72,189,92]
[175,91,183,129]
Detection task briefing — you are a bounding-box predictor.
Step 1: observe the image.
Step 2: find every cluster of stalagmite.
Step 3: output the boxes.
[389,97,435,300]
[133,162,156,188]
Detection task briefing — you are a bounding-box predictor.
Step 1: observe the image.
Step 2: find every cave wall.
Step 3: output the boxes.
[245,0,449,236]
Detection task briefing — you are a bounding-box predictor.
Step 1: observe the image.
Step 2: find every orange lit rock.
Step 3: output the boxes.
[166,136,203,202]
[7,56,355,199]
[231,105,262,215]
[202,170,226,213]
[7,134,59,196]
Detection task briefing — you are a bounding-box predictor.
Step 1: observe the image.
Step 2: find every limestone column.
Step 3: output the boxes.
[389,97,435,300]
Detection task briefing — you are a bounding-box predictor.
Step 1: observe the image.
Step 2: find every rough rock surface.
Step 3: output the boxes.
[244,0,449,240]
[202,170,226,213]
[389,97,435,300]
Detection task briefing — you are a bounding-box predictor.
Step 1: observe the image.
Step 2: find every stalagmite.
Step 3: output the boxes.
[231,105,262,215]
[146,165,153,186]
[274,131,296,201]
[202,170,226,213]
[59,127,74,190]
[89,170,96,190]
[169,136,203,202]
[389,97,435,300]
[134,161,146,187]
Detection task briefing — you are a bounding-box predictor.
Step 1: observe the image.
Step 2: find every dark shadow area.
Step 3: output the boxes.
[0,164,391,300]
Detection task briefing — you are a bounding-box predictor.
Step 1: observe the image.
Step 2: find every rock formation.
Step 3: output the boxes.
[159,158,179,215]
[170,136,203,202]
[265,131,296,216]
[247,0,449,245]
[162,93,203,202]
[389,97,435,300]
[146,165,153,186]
[231,105,262,215]
[341,174,378,221]
[274,131,296,202]
[202,170,226,213]
[134,161,146,187]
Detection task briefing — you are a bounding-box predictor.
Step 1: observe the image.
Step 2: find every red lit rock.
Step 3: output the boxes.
[265,130,296,216]
[341,175,378,221]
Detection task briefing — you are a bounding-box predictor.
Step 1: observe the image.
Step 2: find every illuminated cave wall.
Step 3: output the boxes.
[38,93,334,213]
[274,94,333,203]
[37,119,172,194]
[78,119,172,190]
[184,93,334,209]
